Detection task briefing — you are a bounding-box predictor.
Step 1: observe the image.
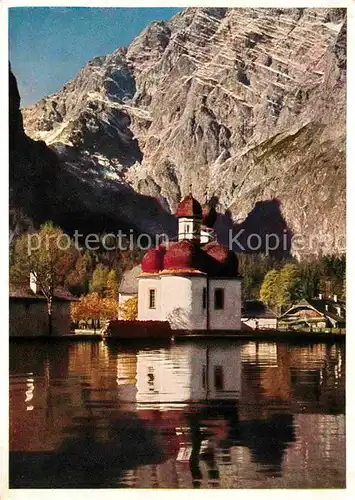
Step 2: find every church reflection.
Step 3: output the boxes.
[127,343,294,486]
[9,340,345,488]
[110,341,344,487]
[136,344,242,406]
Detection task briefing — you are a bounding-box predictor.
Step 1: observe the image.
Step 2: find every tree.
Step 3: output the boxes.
[70,293,118,330]
[70,298,88,328]
[276,263,304,311]
[102,297,119,320]
[10,222,77,335]
[65,251,91,295]
[84,292,103,330]
[118,296,138,321]
[89,264,109,297]
[319,255,346,297]
[238,253,288,300]
[106,269,118,299]
[260,269,279,310]
[298,259,321,299]
[260,264,305,314]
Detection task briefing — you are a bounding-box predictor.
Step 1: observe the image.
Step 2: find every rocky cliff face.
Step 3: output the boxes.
[20,7,346,255]
[9,68,175,240]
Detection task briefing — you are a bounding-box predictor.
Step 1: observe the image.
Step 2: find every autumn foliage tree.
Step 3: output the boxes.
[118,296,138,321]
[106,269,119,299]
[70,265,120,330]
[102,297,119,319]
[70,292,118,330]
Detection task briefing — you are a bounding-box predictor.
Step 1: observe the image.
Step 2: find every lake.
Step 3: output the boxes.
[9,338,345,488]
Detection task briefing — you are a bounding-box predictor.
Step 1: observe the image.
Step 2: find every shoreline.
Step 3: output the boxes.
[9,329,345,343]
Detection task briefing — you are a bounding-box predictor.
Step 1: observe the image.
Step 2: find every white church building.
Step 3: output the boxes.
[136,193,242,331]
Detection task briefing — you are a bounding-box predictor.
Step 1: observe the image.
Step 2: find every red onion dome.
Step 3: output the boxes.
[202,204,217,228]
[164,241,199,270]
[203,241,230,262]
[141,245,165,273]
[202,241,239,277]
[176,193,202,218]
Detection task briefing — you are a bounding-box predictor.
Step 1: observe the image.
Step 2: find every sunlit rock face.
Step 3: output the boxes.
[21,8,346,255]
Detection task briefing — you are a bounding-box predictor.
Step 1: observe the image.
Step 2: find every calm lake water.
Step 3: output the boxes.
[9,339,345,489]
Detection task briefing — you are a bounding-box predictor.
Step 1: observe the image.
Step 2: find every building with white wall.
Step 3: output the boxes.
[137,194,242,330]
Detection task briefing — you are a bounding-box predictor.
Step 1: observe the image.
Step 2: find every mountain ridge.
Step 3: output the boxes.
[17,7,346,255]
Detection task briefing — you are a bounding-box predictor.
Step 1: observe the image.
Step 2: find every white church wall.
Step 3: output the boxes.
[137,275,242,330]
[208,279,242,330]
[160,275,207,330]
[137,277,162,321]
[190,277,208,330]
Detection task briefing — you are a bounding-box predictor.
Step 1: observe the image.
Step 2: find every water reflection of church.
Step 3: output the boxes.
[113,342,344,488]
[10,341,345,488]
[136,344,242,405]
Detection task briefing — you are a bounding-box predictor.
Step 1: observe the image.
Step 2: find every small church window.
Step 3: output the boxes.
[149,289,156,309]
[214,366,224,390]
[214,288,224,310]
[202,287,207,309]
[186,224,190,234]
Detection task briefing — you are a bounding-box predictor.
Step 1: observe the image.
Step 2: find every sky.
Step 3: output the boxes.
[9,7,182,108]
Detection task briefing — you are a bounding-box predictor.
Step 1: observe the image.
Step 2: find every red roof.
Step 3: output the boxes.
[141,240,239,278]
[141,245,166,273]
[140,192,238,277]
[176,194,202,218]
[164,241,197,270]
[203,241,230,262]
[202,241,239,277]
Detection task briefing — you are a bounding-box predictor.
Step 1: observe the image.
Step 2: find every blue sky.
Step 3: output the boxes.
[9,7,182,108]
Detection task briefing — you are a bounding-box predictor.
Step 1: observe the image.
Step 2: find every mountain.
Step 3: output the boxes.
[9,69,175,241]
[17,7,346,255]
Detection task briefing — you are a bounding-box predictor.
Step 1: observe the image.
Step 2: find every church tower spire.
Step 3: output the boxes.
[176,193,202,242]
